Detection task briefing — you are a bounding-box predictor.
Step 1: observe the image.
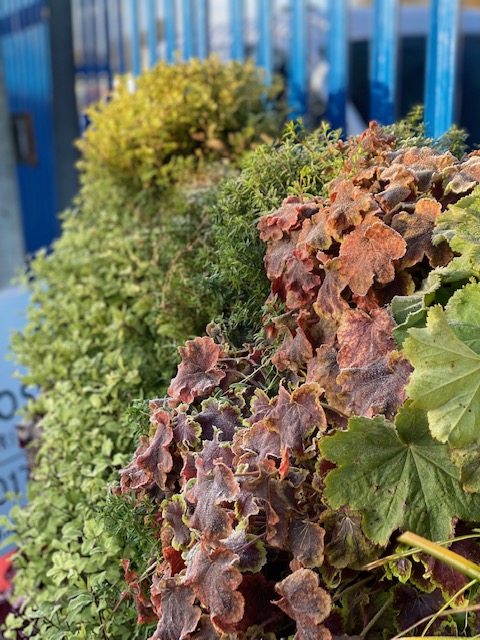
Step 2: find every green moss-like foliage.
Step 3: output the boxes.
[78,55,283,191]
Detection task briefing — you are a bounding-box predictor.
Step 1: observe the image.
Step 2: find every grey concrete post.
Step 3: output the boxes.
[0,54,25,289]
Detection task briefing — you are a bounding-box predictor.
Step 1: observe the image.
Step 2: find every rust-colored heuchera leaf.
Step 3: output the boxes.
[121,559,157,624]
[283,256,322,310]
[185,544,244,632]
[444,154,480,195]
[337,351,413,420]
[168,337,226,404]
[150,576,201,640]
[162,496,192,550]
[386,146,455,192]
[337,308,397,369]
[266,383,326,456]
[274,568,332,640]
[195,398,242,441]
[198,431,235,471]
[296,210,332,260]
[338,217,407,296]
[273,327,313,373]
[258,195,303,242]
[232,420,281,471]
[391,199,453,268]
[247,389,277,427]
[119,438,150,492]
[288,520,326,571]
[187,458,239,540]
[264,232,300,280]
[313,259,349,343]
[136,410,174,489]
[327,178,380,237]
[190,615,220,639]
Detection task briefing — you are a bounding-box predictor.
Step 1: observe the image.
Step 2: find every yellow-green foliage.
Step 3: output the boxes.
[78,55,283,190]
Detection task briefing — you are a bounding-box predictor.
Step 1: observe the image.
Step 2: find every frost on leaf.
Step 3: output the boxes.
[444,155,480,195]
[150,576,201,640]
[195,398,242,441]
[337,308,397,369]
[274,569,332,640]
[296,210,332,259]
[320,507,379,570]
[136,410,174,489]
[265,233,300,280]
[337,351,412,420]
[404,283,480,447]
[168,337,226,404]
[283,256,322,310]
[320,404,480,545]
[327,178,379,237]
[391,199,453,268]
[258,196,303,242]
[185,545,244,631]
[273,327,313,373]
[288,520,325,570]
[187,459,239,540]
[232,420,281,471]
[266,383,326,455]
[338,218,407,296]
[161,495,192,550]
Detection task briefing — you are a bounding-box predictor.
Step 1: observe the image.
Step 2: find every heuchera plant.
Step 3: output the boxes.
[117,124,480,638]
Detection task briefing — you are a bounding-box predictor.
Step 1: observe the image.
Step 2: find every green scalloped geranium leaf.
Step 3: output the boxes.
[404,283,480,448]
[319,405,480,546]
[433,187,480,274]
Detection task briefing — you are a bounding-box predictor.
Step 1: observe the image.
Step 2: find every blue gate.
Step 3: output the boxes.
[0,0,473,255]
[0,0,58,254]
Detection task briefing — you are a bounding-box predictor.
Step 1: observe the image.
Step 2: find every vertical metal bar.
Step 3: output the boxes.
[147,0,158,67]
[164,0,176,62]
[182,0,193,59]
[370,0,398,125]
[326,0,347,132]
[116,0,126,73]
[288,0,307,120]
[129,0,141,75]
[196,0,208,59]
[90,0,100,100]
[230,0,243,61]
[257,0,272,85]
[103,0,113,87]
[424,0,460,138]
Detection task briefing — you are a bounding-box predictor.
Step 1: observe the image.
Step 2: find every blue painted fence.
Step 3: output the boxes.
[71,0,461,139]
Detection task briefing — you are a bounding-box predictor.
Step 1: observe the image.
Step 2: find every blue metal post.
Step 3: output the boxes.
[196,0,208,59]
[103,0,113,88]
[424,0,460,138]
[129,0,141,75]
[147,0,158,67]
[288,0,307,120]
[230,0,243,61]
[257,0,272,85]
[116,0,125,73]
[370,0,398,125]
[164,0,176,62]
[182,0,193,59]
[326,0,347,132]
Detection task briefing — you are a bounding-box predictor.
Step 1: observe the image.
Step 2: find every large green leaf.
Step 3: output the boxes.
[433,186,480,274]
[319,405,480,546]
[404,283,480,447]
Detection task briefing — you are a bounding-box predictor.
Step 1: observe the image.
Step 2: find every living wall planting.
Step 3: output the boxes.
[114,122,480,638]
[2,57,284,640]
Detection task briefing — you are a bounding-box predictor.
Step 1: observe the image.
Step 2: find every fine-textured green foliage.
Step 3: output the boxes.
[78,56,283,191]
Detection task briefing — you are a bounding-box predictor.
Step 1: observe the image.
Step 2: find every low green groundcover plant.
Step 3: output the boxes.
[114,123,480,638]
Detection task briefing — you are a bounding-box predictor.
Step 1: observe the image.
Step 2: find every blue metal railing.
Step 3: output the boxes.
[69,0,462,138]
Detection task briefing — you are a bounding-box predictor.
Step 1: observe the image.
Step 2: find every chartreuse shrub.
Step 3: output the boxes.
[78,55,282,191]
[3,59,285,640]
[115,123,480,639]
